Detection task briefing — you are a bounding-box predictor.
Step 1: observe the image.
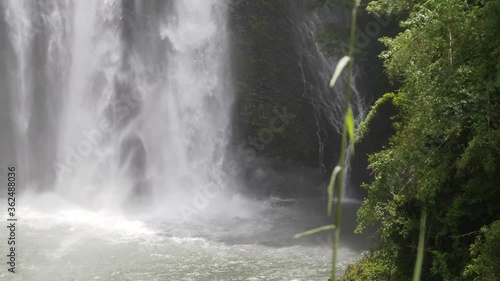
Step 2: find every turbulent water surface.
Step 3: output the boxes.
[1,195,368,280]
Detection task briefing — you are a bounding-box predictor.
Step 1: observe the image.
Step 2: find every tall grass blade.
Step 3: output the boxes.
[330,0,360,279]
[327,166,342,216]
[294,225,336,239]
[329,56,351,88]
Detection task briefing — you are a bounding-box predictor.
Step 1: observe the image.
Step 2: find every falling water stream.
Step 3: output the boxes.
[0,1,370,280]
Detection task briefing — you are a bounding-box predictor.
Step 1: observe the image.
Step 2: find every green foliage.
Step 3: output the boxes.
[356,92,395,142]
[340,249,397,280]
[463,221,500,280]
[345,0,500,280]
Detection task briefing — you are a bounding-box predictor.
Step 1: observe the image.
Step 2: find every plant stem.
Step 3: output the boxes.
[412,208,427,281]
[331,0,360,279]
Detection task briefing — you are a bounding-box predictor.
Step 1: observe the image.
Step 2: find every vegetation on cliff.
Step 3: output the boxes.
[342,0,500,280]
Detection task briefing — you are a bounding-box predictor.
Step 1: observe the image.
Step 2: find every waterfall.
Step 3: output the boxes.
[1,0,233,215]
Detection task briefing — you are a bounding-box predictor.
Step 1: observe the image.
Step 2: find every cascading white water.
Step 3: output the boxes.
[143,0,233,215]
[3,0,233,215]
[0,2,371,280]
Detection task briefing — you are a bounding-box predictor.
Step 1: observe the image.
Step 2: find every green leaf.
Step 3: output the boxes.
[329,56,351,88]
[345,106,355,154]
[294,224,336,239]
[327,166,342,216]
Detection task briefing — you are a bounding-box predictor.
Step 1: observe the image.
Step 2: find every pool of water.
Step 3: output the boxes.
[0,194,369,281]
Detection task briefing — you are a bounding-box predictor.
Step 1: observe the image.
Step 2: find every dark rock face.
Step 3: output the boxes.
[228,0,345,197]
[228,0,398,198]
[230,0,322,167]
